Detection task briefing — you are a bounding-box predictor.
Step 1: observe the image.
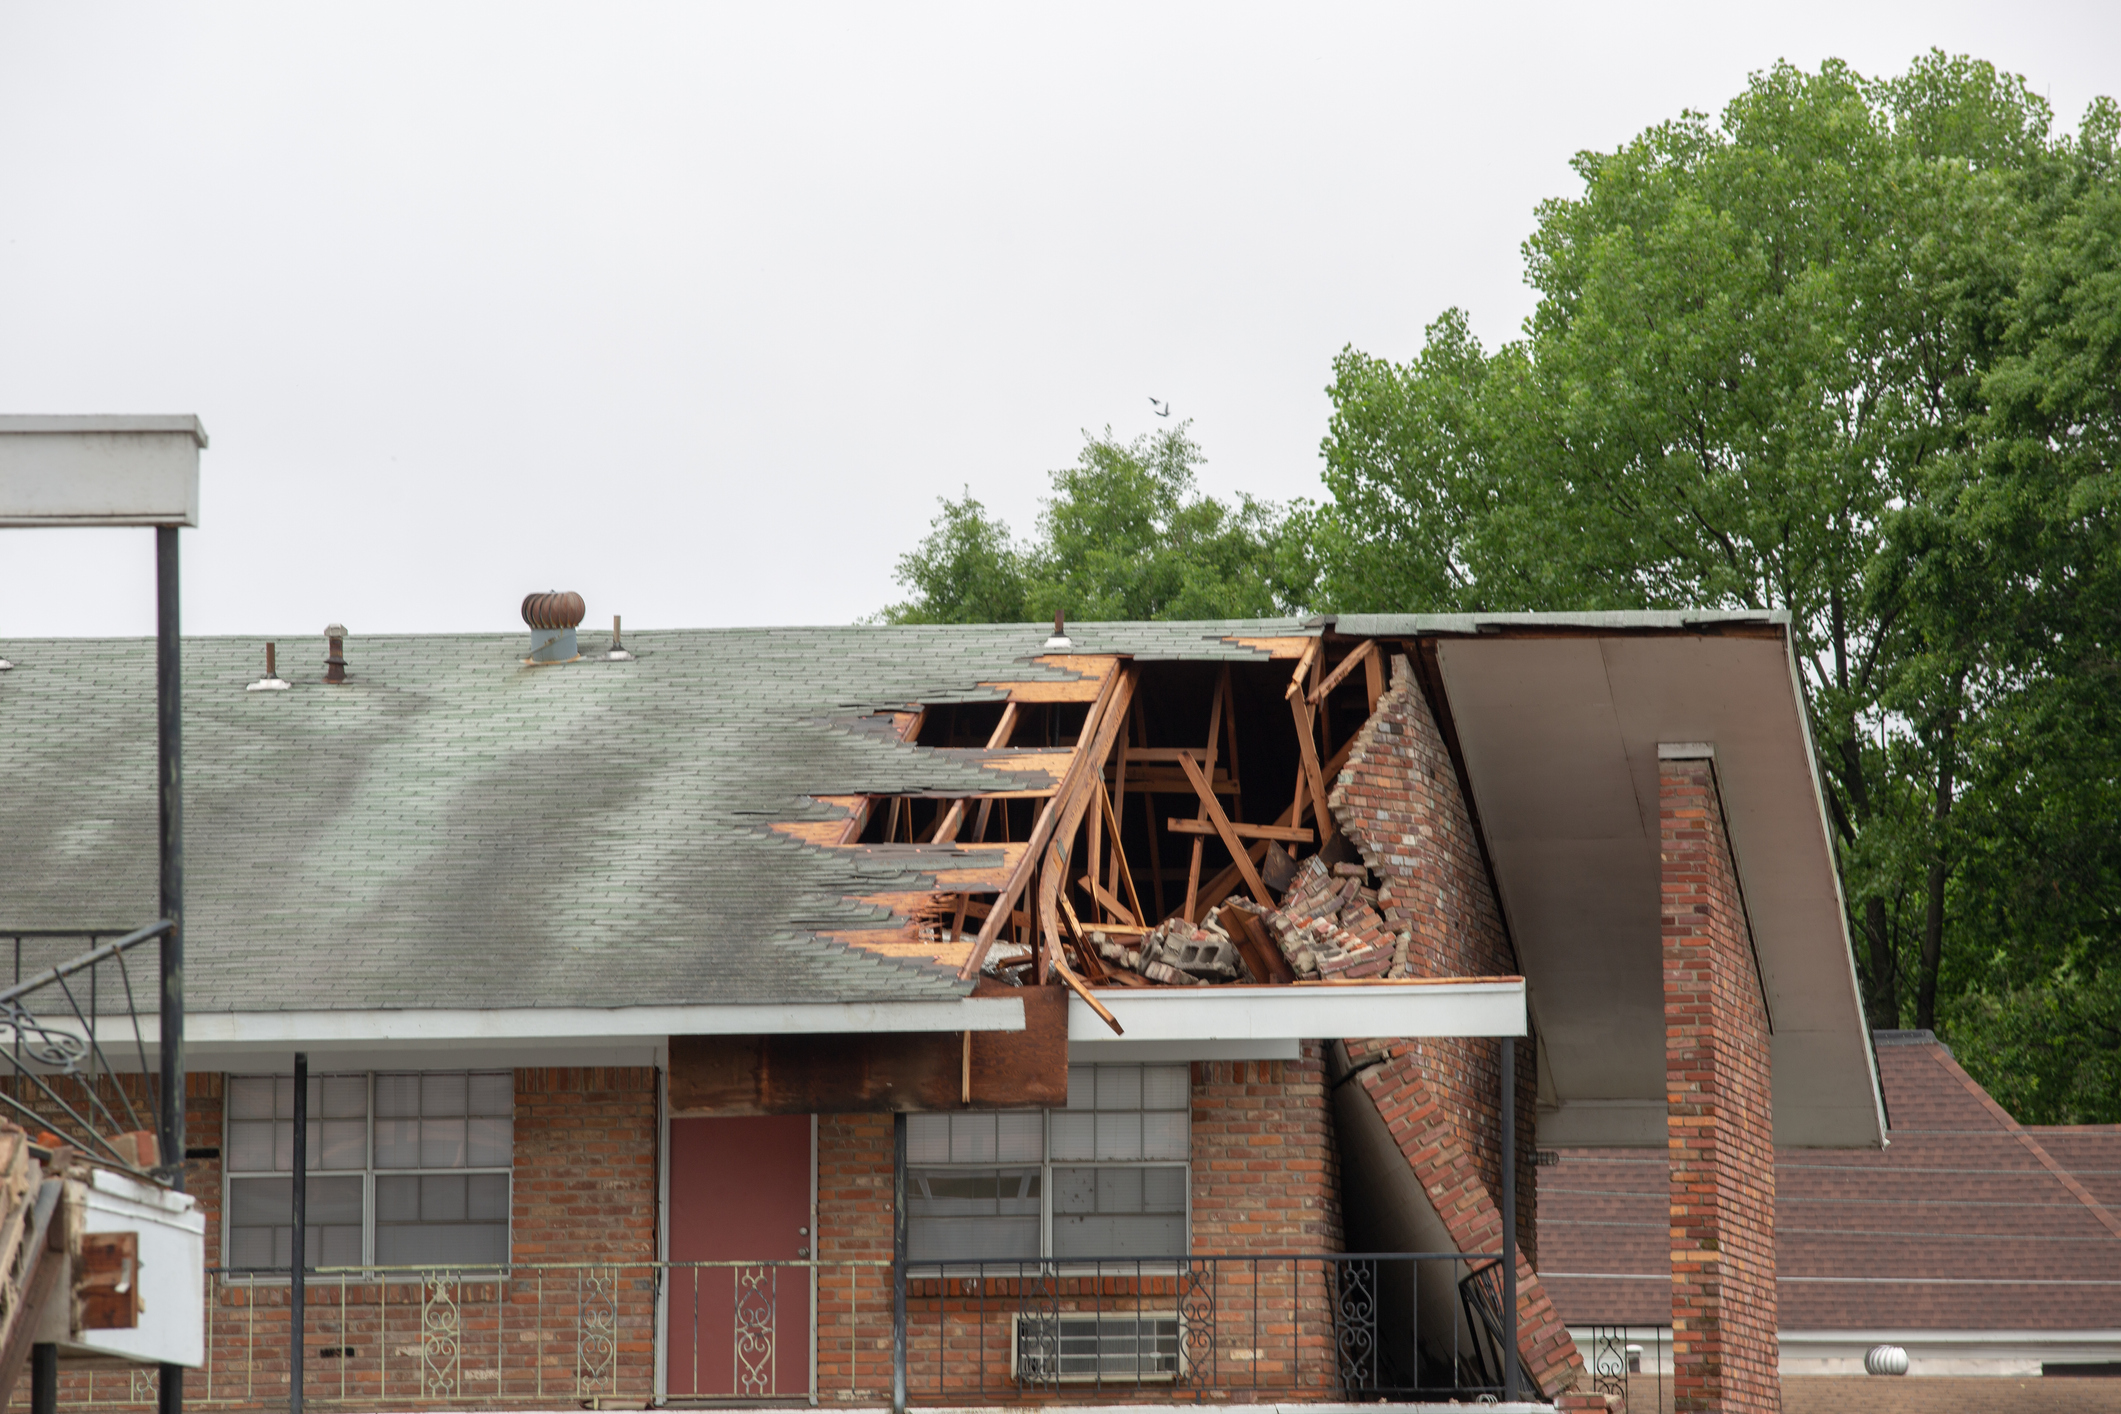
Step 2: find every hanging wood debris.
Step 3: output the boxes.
[775,633,1435,1035]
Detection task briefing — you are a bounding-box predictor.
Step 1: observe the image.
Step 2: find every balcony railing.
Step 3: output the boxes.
[29,1253,1530,1408]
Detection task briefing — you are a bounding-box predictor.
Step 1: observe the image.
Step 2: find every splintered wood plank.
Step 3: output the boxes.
[769,820,851,847]
[1166,818,1314,844]
[1193,733,1361,918]
[1309,639,1378,705]
[1177,751,1271,906]
[1098,780,1147,926]
[1289,692,1337,850]
[1284,637,1323,700]
[1044,902,1122,1034]
[1079,875,1136,925]
[1225,635,1316,659]
[978,655,1118,702]
[961,664,1133,980]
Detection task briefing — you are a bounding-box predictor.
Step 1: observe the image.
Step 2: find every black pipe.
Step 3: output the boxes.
[29,1343,54,1414]
[155,525,186,1414]
[892,1111,907,1414]
[1501,1035,1517,1403]
[291,1053,307,1414]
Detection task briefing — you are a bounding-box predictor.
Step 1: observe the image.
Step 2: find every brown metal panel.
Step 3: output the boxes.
[667,980,1067,1115]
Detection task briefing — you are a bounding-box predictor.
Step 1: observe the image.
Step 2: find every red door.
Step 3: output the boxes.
[666,1115,813,1399]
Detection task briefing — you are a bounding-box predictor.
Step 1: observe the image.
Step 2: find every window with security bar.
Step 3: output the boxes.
[906,1063,1188,1263]
[224,1071,512,1273]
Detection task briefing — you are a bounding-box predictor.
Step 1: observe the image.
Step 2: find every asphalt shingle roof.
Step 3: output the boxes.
[1537,1032,2121,1330]
[0,620,1311,1015]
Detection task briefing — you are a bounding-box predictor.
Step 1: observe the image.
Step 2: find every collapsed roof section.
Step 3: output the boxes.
[772,633,1518,1031]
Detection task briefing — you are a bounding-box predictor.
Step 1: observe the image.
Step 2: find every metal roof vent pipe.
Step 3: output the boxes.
[248,641,290,691]
[1044,612,1073,651]
[522,591,585,665]
[323,625,349,684]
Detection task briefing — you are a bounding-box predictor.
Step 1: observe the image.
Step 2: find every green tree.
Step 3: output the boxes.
[883,425,1302,624]
[1304,53,2121,1118]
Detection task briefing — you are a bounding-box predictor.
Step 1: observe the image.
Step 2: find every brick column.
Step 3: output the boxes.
[1661,748,1778,1413]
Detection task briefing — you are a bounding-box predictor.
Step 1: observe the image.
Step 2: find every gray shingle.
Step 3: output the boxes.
[0,620,1311,1013]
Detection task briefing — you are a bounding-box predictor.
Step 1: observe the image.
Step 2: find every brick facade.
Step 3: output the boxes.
[1330,654,1582,1398]
[1663,753,1779,1413]
[5,1066,660,1412]
[815,1050,1345,1404]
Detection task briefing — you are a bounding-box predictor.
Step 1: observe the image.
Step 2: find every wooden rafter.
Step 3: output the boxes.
[1309,639,1378,705]
[937,701,1020,845]
[1167,818,1313,844]
[1098,778,1147,927]
[956,666,1131,981]
[1177,751,1271,906]
[1289,691,1337,851]
[1030,667,1140,981]
[1191,733,1360,920]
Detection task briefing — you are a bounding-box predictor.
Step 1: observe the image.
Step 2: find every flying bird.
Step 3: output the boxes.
[1149,397,1170,417]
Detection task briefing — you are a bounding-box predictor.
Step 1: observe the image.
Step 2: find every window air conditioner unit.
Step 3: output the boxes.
[1011,1312,1185,1384]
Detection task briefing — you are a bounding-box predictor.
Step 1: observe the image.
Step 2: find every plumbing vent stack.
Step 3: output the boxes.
[323,625,348,684]
[522,591,585,665]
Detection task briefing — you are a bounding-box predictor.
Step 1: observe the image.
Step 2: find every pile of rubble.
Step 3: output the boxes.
[1085,855,1404,986]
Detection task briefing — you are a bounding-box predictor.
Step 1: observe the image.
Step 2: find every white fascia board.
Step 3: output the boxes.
[1069,980,1525,1043]
[86,998,1026,1059]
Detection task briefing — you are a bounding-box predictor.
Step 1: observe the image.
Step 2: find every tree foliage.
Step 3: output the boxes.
[883,425,1303,625]
[1301,53,2121,1121]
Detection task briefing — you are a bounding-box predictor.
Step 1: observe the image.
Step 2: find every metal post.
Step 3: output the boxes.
[291,1053,307,1414]
[1500,1036,1518,1403]
[29,1343,55,1414]
[155,525,186,1414]
[891,1111,907,1414]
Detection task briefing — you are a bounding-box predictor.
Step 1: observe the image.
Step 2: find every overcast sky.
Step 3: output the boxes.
[2,4,2115,643]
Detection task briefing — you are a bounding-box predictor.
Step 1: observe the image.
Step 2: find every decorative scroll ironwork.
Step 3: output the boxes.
[420,1272,462,1397]
[1177,1259,1216,1386]
[732,1263,776,1395]
[129,1367,156,1403]
[1013,1261,1061,1388]
[578,1265,620,1395]
[0,1001,88,1070]
[1589,1324,1630,1411]
[1332,1258,1378,1392]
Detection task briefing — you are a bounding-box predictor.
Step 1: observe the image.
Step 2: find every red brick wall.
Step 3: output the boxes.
[814,1052,1346,1404]
[20,1065,662,1413]
[1329,653,1580,1396]
[1189,1047,1341,1254]
[816,1111,897,1403]
[1663,754,1779,1414]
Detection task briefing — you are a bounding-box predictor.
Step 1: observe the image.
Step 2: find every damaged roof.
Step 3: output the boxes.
[0,620,1310,1014]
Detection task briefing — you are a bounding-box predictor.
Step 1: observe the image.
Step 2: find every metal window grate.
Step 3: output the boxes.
[1011,1312,1183,1384]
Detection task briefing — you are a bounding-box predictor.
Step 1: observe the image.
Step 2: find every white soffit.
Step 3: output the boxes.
[0,415,208,527]
[1070,980,1526,1044]
[1432,629,1883,1148]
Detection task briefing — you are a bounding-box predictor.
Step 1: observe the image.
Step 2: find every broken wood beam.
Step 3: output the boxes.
[1177,751,1272,907]
[1284,636,1322,699]
[957,665,1127,980]
[1079,873,1138,926]
[1309,639,1378,705]
[1166,818,1315,844]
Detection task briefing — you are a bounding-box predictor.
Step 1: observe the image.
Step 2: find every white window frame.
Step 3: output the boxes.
[221,1069,514,1279]
[906,1063,1191,1268]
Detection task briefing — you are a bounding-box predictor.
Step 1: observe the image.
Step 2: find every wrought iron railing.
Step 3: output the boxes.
[1582,1324,1672,1414]
[30,1253,1532,1408]
[0,923,175,1178]
[903,1253,1530,1403]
